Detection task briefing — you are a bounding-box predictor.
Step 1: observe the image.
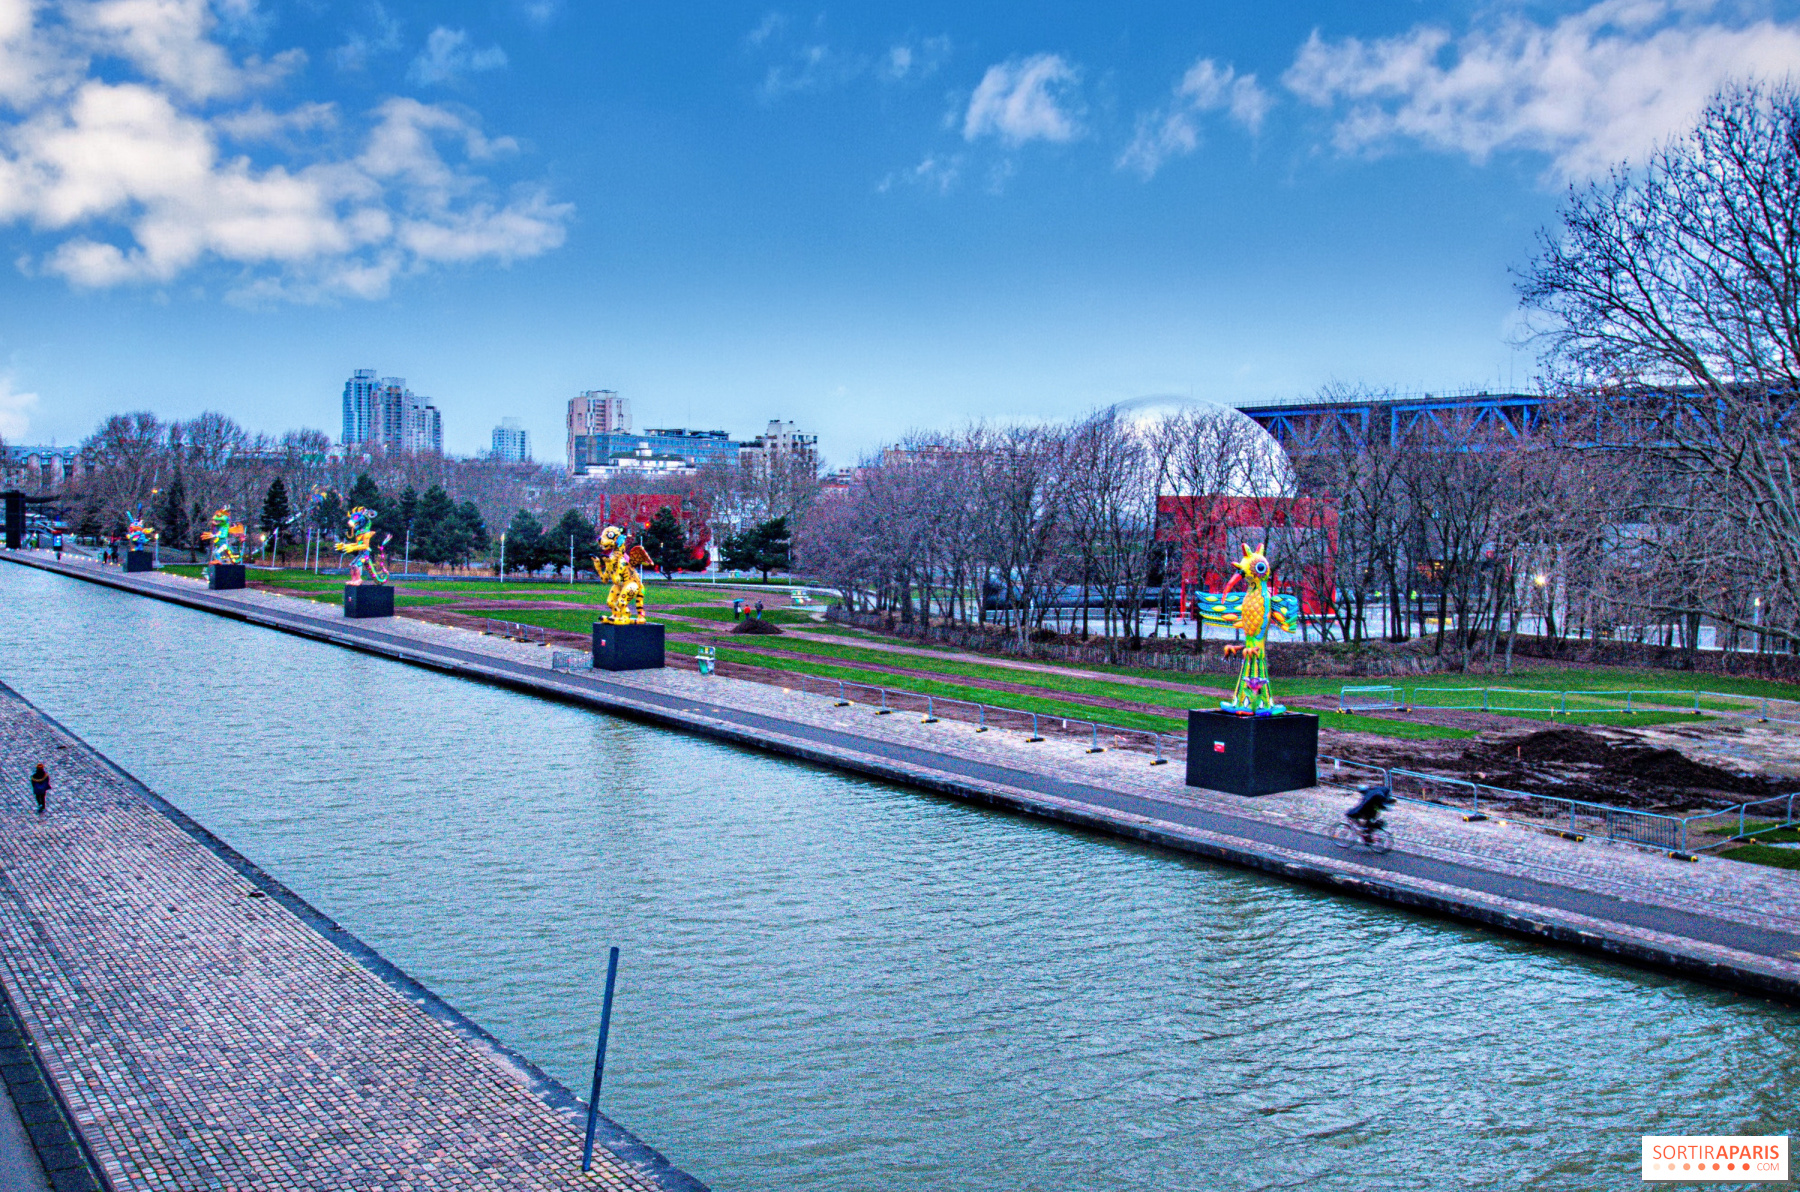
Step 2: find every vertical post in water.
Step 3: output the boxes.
[581,946,621,1173]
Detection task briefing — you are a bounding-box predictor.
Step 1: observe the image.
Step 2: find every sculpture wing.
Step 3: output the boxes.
[1192,590,1244,625]
[628,545,654,567]
[1273,592,1302,627]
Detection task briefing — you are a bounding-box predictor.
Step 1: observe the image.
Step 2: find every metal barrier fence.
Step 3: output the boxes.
[1318,758,1800,853]
[483,617,551,647]
[1339,685,1402,712]
[1339,684,1800,724]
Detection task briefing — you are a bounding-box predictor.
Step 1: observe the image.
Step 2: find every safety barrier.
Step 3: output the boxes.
[1338,685,1402,712]
[482,617,551,647]
[1338,684,1800,724]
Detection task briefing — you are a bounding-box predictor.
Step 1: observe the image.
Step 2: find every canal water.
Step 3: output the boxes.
[0,565,1793,1191]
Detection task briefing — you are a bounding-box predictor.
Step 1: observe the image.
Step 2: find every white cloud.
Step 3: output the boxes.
[1119,56,1269,178]
[332,2,401,73]
[877,152,960,194]
[73,0,301,103]
[0,374,38,440]
[881,35,949,82]
[407,27,507,87]
[1283,0,1800,179]
[0,2,570,301]
[963,53,1081,145]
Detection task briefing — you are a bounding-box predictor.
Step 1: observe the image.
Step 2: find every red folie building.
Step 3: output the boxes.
[1155,495,1338,617]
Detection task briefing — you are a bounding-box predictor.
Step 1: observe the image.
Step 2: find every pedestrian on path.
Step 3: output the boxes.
[29,764,48,814]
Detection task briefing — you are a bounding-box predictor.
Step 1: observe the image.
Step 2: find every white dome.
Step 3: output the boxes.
[1107,395,1295,499]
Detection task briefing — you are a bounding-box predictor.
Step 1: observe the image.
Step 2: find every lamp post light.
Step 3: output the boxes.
[403,525,412,579]
[500,532,506,583]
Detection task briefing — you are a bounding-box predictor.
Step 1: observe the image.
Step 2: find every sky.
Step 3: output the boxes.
[4,0,1800,466]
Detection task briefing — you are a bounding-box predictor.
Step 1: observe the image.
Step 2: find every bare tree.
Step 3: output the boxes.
[1522,78,1800,648]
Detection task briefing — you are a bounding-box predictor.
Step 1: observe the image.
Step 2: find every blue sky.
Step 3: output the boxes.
[4,0,1800,465]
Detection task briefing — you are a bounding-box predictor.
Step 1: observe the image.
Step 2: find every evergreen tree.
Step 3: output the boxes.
[752,516,791,581]
[159,474,189,552]
[398,486,419,529]
[260,477,292,536]
[503,509,545,574]
[457,501,489,559]
[412,485,460,563]
[548,508,598,576]
[313,490,346,536]
[640,505,688,578]
[719,517,791,581]
[76,503,102,541]
[188,500,206,554]
[348,472,381,511]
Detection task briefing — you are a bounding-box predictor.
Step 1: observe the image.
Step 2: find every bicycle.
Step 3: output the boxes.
[1331,816,1393,853]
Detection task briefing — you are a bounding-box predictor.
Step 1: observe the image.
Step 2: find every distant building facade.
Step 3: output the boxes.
[569,425,739,478]
[341,368,443,454]
[491,418,531,462]
[739,419,819,470]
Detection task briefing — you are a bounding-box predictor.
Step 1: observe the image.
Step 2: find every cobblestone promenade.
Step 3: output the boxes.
[0,680,684,1191]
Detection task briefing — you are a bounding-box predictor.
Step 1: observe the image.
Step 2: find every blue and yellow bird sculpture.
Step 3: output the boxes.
[1192,542,1301,716]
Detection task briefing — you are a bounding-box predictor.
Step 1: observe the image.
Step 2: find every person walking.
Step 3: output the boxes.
[29,764,49,814]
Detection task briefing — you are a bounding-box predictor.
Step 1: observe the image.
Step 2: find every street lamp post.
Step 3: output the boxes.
[500,533,506,583]
[403,526,412,579]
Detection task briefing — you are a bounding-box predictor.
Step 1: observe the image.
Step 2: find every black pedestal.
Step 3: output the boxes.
[1186,710,1319,796]
[124,550,155,573]
[208,563,246,590]
[344,584,394,618]
[591,621,665,671]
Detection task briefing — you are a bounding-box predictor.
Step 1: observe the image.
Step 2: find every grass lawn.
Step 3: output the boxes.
[1721,843,1800,871]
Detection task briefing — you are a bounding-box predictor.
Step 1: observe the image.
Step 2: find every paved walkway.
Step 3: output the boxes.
[0,676,698,1191]
[14,554,1800,1000]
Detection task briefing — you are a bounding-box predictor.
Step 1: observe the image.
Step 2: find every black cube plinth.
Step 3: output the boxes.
[591,621,664,671]
[1186,710,1319,796]
[344,584,394,618]
[208,563,246,590]
[124,550,155,573]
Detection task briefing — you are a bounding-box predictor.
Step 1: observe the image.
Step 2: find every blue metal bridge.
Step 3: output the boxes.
[1237,391,1545,449]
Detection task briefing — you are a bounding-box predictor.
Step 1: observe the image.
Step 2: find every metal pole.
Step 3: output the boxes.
[570,535,575,585]
[580,946,621,1173]
[500,534,506,583]
[404,527,411,578]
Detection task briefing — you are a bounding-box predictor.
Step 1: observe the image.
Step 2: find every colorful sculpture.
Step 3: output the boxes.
[333,506,391,585]
[125,511,157,550]
[200,506,245,565]
[592,525,654,624]
[1193,543,1301,716]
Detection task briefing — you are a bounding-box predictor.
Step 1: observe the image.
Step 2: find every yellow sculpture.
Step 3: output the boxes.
[592,525,654,624]
[1192,543,1300,715]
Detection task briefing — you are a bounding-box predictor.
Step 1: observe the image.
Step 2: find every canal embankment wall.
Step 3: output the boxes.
[7,551,1800,1010]
[0,672,708,1191]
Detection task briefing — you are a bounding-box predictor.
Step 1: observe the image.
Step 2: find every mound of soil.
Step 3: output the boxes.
[732,618,784,635]
[1444,727,1780,812]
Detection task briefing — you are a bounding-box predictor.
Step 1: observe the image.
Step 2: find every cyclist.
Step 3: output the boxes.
[1345,784,1394,844]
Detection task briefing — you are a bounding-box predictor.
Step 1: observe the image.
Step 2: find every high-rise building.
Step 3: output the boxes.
[492,418,531,462]
[342,369,379,445]
[340,369,442,454]
[566,390,630,472]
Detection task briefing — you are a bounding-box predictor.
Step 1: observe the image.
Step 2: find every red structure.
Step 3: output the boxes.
[598,493,711,569]
[1155,495,1337,617]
